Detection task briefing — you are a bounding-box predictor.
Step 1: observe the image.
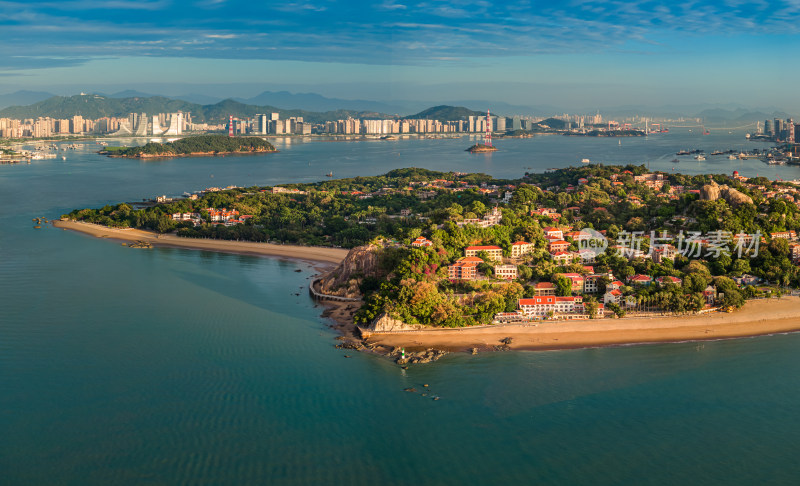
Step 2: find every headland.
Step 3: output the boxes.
[58,165,800,360]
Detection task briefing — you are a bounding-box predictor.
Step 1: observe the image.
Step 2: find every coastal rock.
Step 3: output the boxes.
[388,346,448,364]
[366,312,422,333]
[317,244,381,299]
[334,340,363,350]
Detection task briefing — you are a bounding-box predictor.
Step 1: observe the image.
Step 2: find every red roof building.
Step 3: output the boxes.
[465,245,503,260]
[518,296,603,319]
[534,282,556,296]
[511,241,533,258]
[548,240,570,253]
[448,257,481,281]
[411,237,433,247]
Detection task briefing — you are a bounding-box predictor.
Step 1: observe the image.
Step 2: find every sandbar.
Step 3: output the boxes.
[54,219,348,266]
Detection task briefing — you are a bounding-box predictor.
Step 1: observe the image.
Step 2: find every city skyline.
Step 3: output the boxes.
[2,1,800,111]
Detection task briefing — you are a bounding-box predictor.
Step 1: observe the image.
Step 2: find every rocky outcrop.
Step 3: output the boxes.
[364,312,422,333]
[700,181,721,201]
[389,347,449,365]
[317,244,380,299]
[722,186,753,206]
[700,181,753,206]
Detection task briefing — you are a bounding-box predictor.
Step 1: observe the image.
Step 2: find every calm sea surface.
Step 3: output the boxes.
[2,131,800,485]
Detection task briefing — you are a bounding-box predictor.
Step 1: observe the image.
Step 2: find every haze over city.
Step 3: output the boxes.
[2,0,800,112]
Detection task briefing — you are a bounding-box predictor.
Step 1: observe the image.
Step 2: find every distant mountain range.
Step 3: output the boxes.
[595,103,793,124]
[0,94,398,125]
[405,105,485,122]
[696,108,792,124]
[233,91,407,115]
[0,90,57,110]
[0,89,794,123]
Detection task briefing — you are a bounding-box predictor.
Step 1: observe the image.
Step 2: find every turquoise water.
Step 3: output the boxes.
[2,134,800,485]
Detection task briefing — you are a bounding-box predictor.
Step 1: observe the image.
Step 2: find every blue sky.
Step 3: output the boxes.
[2,0,800,110]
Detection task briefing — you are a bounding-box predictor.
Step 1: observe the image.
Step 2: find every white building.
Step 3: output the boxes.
[494,264,518,280]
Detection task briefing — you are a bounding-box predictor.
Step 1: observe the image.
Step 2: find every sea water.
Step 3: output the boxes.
[1,133,800,485]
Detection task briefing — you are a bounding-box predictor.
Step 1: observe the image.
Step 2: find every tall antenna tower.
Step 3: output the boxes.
[228,115,234,137]
[484,109,492,146]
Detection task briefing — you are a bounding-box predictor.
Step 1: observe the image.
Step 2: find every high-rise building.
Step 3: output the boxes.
[70,115,84,134]
[162,113,183,135]
[151,115,162,135]
[256,114,268,134]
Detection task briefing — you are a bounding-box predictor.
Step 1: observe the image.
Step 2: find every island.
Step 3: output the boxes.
[564,129,646,137]
[59,166,800,362]
[101,134,277,158]
[466,143,498,152]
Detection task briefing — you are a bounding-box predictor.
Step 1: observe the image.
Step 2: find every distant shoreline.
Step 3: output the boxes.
[53,219,347,266]
[103,149,278,159]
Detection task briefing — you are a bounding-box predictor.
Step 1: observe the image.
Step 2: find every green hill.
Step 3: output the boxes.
[0,94,197,121]
[0,94,395,125]
[532,117,569,130]
[109,135,276,157]
[405,105,486,122]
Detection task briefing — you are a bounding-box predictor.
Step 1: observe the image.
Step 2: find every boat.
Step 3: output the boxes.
[671,158,680,163]
[728,154,736,160]
[695,155,706,161]
[581,158,590,164]
[325,172,333,177]
[61,156,66,160]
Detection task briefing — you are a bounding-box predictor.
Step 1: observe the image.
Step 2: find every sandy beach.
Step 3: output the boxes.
[53,219,349,266]
[56,219,800,354]
[365,297,800,352]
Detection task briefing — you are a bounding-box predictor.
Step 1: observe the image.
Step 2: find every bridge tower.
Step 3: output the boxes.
[484,109,492,146]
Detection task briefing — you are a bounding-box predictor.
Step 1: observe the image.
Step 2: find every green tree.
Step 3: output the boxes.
[553,275,572,296]
[584,297,599,319]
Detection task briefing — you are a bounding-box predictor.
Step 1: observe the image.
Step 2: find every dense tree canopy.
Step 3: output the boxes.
[67,165,800,326]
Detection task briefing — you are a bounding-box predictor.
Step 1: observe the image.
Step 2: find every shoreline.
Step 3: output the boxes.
[103,149,278,159]
[54,220,800,356]
[53,219,348,266]
[363,297,800,353]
